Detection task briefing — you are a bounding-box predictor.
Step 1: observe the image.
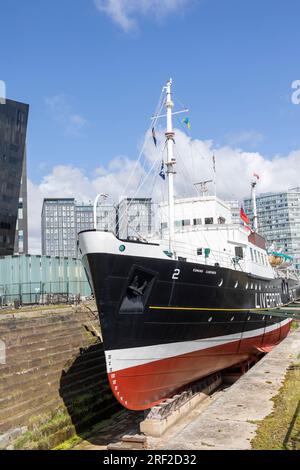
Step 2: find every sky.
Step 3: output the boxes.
[1,0,300,252]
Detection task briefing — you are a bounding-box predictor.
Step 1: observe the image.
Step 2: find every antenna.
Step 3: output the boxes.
[194,180,213,197]
[251,174,259,232]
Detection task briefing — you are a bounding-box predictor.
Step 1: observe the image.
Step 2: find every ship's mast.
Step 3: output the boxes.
[251,178,258,232]
[165,79,176,256]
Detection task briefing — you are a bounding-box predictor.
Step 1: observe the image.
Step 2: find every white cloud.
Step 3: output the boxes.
[225,130,264,148]
[45,95,88,135]
[28,129,300,253]
[94,0,191,32]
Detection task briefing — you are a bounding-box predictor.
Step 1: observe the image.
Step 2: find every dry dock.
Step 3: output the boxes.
[150,327,300,450]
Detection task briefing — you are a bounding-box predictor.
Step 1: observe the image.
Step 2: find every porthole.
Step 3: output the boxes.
[234,280,238,289]
[218,278,223,287]
[208,317,213,322]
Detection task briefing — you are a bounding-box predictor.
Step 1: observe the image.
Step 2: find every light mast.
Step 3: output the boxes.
[251,177,258,232]
[165,79,176,256]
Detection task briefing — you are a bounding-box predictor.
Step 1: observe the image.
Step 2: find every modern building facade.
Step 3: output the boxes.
[41,198,77,258]
[14,149,28,254]
[226,200,241,225]
[244,188,300,270]
[42,197,152,256]
[0,99,29,256]
[117,198,153,240]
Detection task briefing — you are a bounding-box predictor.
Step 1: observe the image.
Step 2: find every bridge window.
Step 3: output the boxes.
[235,246,243,259]
[193,218,202,225]
[205,217,214,225]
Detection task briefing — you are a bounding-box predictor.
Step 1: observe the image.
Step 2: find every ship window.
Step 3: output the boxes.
[235,246,243,259]
[205,217,214,225]
[218,217,226,224]
[178,257,186,262]
[254,251,258,263]
[119,266,157,314]
[250,248,254,261]
[230,316,234,321]
[234,280,238,288]
[208,317,213,322]
[245,282,249,289]
[161,222,168,230]
[250,283,254,289]
[193,218,202,225]
[182,219,190,226]
[218,278,223,287]
[247,316,251,320]
[197,248,203,256]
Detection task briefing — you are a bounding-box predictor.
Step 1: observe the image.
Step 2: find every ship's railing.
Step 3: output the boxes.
[161,238,247,271]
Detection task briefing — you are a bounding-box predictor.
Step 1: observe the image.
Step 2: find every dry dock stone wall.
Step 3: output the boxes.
[0,304,120,450]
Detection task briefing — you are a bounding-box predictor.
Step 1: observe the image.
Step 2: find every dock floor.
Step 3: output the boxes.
[150,328,300,450]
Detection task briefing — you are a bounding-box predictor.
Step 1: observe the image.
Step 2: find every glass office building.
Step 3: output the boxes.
[244,188,300,270]
[0,99,29,256]
[14,150,28,254]
[117,198,153,240]
[41,199,77,258]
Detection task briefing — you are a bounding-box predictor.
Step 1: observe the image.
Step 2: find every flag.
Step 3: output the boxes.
[182,117,191,129]
[240,206,250,224]
[152,127,157,147]
[159,161,166,180]
[253,173,260,180]
[212,154,216,173]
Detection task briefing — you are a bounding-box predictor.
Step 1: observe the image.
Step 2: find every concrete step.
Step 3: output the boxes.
[4,330,93,360]
[3,333,99,370]
[0,377,114,434]
[0,348,90,393]
[1,321,92,347]
[0,313,76,334]
[0,354,106,408]
[0,313,99,343]
[1,343,105,378]
[0,397,67,433]
[0,315,99,340]
[0,357,108,412]
[0,369,110,427]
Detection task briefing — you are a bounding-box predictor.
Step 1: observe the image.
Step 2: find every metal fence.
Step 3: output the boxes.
[0,281,92,307]
[0,254,92,307]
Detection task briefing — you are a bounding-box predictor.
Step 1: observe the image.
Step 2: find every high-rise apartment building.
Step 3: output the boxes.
[41,199,77,258]
[244,188,300,270]
[0,98,29,256]
[42,197,153,257]
[117,198,153,240]
[226,200,241,225]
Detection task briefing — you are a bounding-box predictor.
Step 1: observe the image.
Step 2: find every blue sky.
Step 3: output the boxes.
[1,0,300,184]
[1,0,300,251]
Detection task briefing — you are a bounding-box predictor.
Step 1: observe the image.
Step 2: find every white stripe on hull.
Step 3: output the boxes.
[105,318,291,372]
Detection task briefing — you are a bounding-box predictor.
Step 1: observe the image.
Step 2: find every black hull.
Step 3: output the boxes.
[82,252,300,409]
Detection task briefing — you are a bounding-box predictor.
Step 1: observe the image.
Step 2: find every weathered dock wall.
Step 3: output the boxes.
[0,304,120,450]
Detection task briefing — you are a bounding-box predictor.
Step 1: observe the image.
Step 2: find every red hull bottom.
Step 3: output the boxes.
[107,321,291,410]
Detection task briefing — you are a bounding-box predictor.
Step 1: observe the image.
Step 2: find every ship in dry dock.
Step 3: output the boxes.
[78,79,300,410]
